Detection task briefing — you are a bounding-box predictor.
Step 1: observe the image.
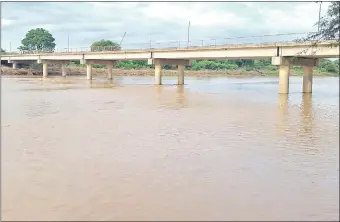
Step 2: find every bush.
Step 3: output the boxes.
[190,65,201,71]
[93,64,105,68]
[266,65,277,71]
[245,66,254,71]
[325,63,337,72]
[319,68,327,73]
[225,64,238,70]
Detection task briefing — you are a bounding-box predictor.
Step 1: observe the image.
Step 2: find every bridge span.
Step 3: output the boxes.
[1,40,339,94]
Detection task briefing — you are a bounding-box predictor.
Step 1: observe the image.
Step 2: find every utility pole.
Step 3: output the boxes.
[119,32,127,48]
[120,32,126,46]
[187,20,191,48]
[67,33,70,52]
[318,1,322,33]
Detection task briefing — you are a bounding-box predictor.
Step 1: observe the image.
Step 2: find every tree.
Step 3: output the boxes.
[0,48,5,53]
[18,28,56,52]
[90,40,121,52]
[302,2,339,43]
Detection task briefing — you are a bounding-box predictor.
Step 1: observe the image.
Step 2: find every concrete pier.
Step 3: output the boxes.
[155,64,162,85]
[177,65,184,85]
[278,64,290,94]
[87,63,92,80]
[303,66,313,93]
[43,63,48,78]
[12,63,17,69]
[61,64,67,77]
[107,63,113,80]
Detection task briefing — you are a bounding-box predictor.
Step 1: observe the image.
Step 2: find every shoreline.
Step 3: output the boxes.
[0,65,337,77]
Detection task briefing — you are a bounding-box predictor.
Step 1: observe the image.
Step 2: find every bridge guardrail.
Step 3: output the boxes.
[5,32,333,55]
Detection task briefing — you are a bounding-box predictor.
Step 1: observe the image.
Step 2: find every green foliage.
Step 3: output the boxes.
[254,59,271,67]
[116,60,153,69]
[69,57,338,75]
[189,60,261,71]
[18,28,56,52]
[325,63,338,72]
[91,40,121,52]
[93,64,105,68]
[313,58,339,74]
[267,66,277,71]
[236,59,254,67]
[317,58,339,73]
[225,64,239,70]
[0,48,5,52]
[301,2,339,42]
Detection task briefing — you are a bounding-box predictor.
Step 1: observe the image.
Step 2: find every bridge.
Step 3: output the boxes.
[1,33,339,94]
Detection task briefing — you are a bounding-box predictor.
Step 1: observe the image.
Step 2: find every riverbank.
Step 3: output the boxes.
[0,65,337,77]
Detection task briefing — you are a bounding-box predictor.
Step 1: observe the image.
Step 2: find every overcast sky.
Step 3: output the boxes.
[1,1,330,51]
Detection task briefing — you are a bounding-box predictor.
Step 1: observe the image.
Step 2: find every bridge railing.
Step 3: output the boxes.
[4,32,323,55]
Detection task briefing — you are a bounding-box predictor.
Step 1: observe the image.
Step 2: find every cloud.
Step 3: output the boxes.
[0,2,328,51]
[137,3,249,28]
[2,18,15,27]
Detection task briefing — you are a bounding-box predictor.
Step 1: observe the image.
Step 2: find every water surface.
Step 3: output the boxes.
[2,75,339,221]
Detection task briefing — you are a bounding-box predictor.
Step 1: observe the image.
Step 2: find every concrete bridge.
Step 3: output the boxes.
[1,40,339,94]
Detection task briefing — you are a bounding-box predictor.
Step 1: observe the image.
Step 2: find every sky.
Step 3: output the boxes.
[0,1,330,51]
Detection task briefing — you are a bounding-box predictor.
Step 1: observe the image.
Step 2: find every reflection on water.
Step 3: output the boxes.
[155,85,188,110]
[1,76,339,221]
[276,94,289,134]
[299,93,314,140]
[176,85,186,108]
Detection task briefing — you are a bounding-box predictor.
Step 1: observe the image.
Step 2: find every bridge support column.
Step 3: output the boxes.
[272,57,291,94]
[278,64,290,94]
[12,63,17,69]
[43,63,48,78]
[273,56,319,94]
[61,64,67,77]
[155,63,162,85]
[151,59,190,85]
[87,63,92,80]
[107,63,113,80]
[302,66,313,93]
[178,65,184,85]
[85,60,117,80]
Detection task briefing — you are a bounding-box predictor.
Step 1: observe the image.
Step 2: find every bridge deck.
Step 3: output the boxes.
[1,40,339,61]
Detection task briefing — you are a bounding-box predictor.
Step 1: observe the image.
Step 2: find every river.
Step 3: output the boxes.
[1,75,339,221]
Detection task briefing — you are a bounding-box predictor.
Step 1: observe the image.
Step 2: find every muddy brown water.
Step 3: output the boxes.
[1,75,339,221]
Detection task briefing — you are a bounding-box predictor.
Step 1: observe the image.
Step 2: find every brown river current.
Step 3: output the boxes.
[1,75,339,221]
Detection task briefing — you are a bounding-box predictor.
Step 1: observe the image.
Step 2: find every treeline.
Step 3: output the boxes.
[72,58,339,74]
